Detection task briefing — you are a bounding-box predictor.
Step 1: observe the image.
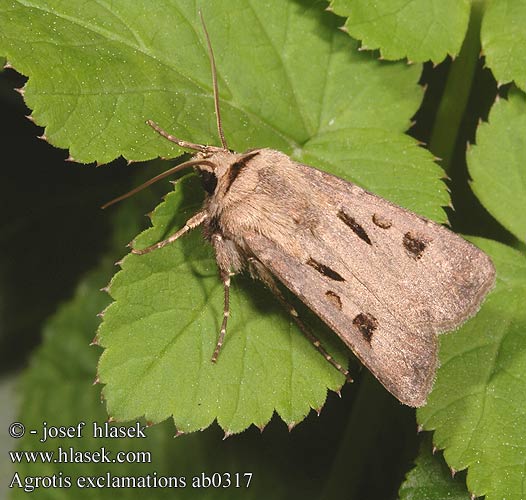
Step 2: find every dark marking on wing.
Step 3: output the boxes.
[372,213,392,229]
[307,258,345,282]
[338,209,372,245]
[403,232,428,259]
[325,290,342,309]
[353,313,378,342]
[225,151,260,194]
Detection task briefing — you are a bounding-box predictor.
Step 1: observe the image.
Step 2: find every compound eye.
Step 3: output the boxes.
[200,169,217,194]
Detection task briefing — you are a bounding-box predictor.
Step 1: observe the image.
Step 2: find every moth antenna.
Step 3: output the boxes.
[101,159,216,209]
[199,11,228,150]
[147,120,213,152]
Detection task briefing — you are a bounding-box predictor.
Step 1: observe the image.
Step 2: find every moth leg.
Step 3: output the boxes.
[209,232,241,363]
[211,268,231,363]
[275,289,353,382]
[131,210,208,255]
[248,258,352,382]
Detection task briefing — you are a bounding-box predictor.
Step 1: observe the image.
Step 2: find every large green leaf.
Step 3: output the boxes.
[2,0,422,164]
[329,0,471,63]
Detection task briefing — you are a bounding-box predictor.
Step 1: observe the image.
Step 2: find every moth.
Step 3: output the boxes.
[104,15,496,407]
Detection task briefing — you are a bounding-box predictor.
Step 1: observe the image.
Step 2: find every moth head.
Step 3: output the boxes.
[195,149,261,198]
[198,164,218,194]
[192,148,233,195]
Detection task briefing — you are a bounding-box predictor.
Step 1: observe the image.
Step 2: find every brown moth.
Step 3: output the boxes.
[105,15,495,407]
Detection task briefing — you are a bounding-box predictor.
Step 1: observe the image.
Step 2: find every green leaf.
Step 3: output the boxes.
[468,90,526,241]
[481,0,526,91]
[399,434,470,500]
[418,238,526,500]
[329,0,471,63]
[328,0,526,89]
[1,0,422,164]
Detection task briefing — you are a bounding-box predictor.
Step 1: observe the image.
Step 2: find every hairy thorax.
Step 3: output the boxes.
[201,149,319,265]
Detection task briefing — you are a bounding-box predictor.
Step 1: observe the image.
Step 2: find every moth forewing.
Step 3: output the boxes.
[212,149,495,406]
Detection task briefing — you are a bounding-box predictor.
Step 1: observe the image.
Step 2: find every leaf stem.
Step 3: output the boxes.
[429,1,486,172]
[319,373,417,499]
